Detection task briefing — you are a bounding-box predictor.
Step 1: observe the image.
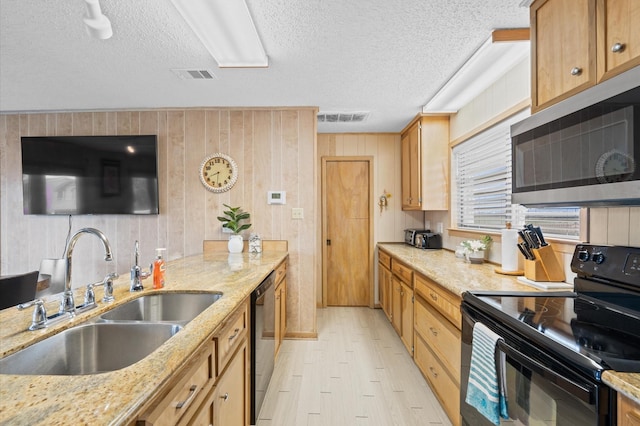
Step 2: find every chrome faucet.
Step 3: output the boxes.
[130,240,144,292]
[62,228,113,316]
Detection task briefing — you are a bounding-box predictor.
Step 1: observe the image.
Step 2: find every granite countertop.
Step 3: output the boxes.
[378,243,640,406]
[0,250,288,425]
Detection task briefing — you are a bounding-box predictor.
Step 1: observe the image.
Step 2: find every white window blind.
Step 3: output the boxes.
[452,110,581,239]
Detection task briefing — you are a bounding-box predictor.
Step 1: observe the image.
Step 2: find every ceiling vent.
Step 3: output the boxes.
[171,69,217,80]
[317,111,370,123]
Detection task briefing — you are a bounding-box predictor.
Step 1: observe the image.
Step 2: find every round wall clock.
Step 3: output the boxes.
[199,153,238,193]
[595,149,636,184]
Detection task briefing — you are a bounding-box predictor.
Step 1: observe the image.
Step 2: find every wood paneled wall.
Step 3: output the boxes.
[317,133,423,305]
[0,108,318,337]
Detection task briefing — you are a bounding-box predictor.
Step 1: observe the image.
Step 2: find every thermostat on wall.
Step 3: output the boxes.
[267,191,286,205]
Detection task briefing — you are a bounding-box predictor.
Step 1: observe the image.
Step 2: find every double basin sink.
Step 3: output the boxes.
[0,292,222,376]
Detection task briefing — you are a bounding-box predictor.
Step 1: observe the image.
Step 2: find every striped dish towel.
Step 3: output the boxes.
[465,322,508,425]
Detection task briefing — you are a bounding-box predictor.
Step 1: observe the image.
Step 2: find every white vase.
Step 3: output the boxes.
[466,250,485,264]
[228,234,244,253]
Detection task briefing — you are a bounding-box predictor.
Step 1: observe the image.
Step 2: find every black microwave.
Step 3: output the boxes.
[511,66,640,207]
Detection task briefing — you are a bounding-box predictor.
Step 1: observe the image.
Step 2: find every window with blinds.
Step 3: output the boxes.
[452,110,581,239]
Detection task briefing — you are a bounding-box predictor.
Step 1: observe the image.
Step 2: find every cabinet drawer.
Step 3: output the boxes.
[215,300,248,376]
[391,259,413,285]
[378,249,391,270]
[414,333,460,426]
[140,345,212,426]
[414,273,461,329]
[414,295,461,380]
[275,260,287,285]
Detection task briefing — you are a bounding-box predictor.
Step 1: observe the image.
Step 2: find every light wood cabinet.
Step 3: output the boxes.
[378,249,392,320]
[413,272,462,426]
[274,259,287,359]
[401,121,421,209]
[138,298,250,426]
[193,339,249,426]
[378,249,463,425]
[138,342,214,426]
[400,115,449,211]
[400,281,414,355]
[531,0,640,112]
[414,333,460,426]
[597,0,640,82]
[619,393,640,426]
[390,259,414,355]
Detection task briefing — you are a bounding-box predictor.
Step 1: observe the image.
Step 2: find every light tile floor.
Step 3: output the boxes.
[257,307,452,426]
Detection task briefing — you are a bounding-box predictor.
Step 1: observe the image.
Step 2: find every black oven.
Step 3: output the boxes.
[461,299,613,425]
[461,244,640,426]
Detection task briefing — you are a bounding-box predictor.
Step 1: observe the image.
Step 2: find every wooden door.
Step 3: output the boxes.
[391,276,402,334]
[400,281,414,355]
[323,158,372,307]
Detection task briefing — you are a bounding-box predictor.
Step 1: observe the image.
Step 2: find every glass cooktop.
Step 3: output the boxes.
[471,292,640,372]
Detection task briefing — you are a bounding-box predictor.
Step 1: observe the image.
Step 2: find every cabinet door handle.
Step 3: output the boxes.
[175,384,198,409]
[430,293,438,302]
[228,328,240,341]
[429,367,438,378]
[611,42,626,53]
[220,392,229,401]
[570,67,582,76]
[429,327,438,336]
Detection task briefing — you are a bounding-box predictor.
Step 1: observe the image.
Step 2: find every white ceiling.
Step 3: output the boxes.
[0,0,529,133]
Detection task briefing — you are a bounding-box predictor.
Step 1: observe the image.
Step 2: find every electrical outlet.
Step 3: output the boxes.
[292,208,304,219]
[437,222,444,234]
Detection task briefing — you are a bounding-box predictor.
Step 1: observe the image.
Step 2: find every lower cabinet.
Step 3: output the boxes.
[619,393,640,426]
[137,298,250,426]
[414,272,461,426]
[274,259,287,359]
[190,339,249,426]
[390,258,415,356]
[378,249,392,321]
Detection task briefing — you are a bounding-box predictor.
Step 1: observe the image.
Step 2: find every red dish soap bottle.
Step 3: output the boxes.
[152,248,166,289]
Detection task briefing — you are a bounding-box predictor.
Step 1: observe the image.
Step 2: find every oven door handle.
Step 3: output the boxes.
[497,340,595,405]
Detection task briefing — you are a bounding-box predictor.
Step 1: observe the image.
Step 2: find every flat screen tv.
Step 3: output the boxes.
[21,135,159,215]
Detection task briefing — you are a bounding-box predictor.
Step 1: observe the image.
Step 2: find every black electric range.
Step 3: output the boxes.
[463,244,640,380]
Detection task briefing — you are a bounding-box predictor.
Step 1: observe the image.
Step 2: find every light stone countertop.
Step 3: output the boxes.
[378,243,640,405]
[0,250,288,425]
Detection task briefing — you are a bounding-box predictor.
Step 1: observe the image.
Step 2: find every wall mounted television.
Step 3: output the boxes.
[21,135,159,215]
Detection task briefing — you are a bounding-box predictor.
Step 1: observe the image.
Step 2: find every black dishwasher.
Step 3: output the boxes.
[250,271,275,425]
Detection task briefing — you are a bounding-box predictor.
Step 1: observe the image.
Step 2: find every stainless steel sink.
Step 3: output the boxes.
[0,322,182,375]
[99,292,223,325]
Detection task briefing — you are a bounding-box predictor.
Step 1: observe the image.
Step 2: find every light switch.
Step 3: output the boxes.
[292,208,304,219]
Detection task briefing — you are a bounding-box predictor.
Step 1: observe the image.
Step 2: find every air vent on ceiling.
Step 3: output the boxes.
[317,111,370,123]
[171,69,217,80]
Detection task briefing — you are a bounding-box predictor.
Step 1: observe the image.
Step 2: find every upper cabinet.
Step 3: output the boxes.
[531,0,640,112]
[597,0,640,81]
[400,115,449,211]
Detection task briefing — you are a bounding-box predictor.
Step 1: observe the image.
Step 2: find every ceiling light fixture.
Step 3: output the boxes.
[83,0,113,40]
[169,0,268,68]
[422,29,529,113]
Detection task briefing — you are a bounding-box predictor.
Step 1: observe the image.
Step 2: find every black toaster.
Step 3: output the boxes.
[415,232,442,249]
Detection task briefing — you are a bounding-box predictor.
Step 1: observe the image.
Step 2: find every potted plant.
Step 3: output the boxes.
[217,204,251,253]
[460,235,493,264]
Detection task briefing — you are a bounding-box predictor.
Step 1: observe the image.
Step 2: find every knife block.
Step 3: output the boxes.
[524,244,566,282]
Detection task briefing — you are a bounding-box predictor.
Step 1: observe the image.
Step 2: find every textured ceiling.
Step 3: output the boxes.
[0,1,529,133]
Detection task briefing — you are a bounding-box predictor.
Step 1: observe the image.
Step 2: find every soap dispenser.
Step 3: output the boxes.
[152,248,166,289]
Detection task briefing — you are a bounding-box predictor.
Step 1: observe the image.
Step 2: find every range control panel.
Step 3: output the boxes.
[572,244,640,286]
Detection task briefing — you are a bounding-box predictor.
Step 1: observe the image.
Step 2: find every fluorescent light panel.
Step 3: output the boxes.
[170,0,268,68]
[423,31,529,113]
